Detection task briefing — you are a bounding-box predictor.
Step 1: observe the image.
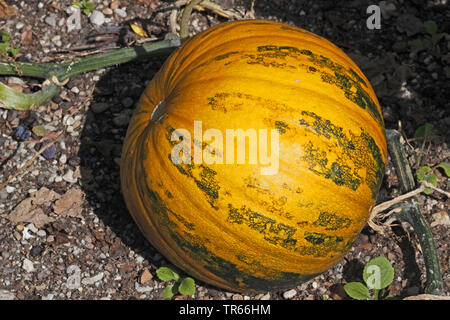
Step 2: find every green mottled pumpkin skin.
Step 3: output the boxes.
[120,20,387,292]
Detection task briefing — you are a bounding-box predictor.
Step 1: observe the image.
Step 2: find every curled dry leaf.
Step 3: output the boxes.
[20,28,33,46]
[53,189,84,218]
[7,187,60,228]
[129,21,149,37]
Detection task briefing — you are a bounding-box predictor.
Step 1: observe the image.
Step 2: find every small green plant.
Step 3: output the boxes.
[413,122,433,168]
[72,1,95,15]
[409,20,447,55]
[0,30,20,58]
[412,123,449,193]
[344,256,395,300]
[416,163,450,194]
[156,266,196,299]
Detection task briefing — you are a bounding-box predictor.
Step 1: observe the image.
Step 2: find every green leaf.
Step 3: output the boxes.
[343,282,370,300]
[437,162,450,177]
[363,256,394,290]
[156,267,179,282]
[10,47,19,57]
[72,1,83,9]
[424,20,437,35]
[414,123,434,143]
[162,284,174,299]
[178,277,196,296]
[0,43,9,55]
[85,1,95,9]
[416,166,437,194]
[1,30,11,43]
[408,38,431,55]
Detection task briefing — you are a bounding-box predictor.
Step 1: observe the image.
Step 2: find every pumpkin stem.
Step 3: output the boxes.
[0,38,180,110]
[377,129,444,296]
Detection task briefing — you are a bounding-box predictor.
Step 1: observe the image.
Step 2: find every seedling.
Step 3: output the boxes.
[72,1,95,15]
[409,20,447,55]
[344,256,395,300]
[0,30,20,58]
[413,122,433,168]
[156,266,196,299]
[416,163,450,194]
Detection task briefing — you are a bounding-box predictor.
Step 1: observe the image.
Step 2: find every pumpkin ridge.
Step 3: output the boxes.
[164,32,358,92]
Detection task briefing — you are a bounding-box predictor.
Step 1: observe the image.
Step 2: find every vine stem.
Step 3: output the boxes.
[180,0,204,40]
[382,129,444,295]
[0,38,181,110]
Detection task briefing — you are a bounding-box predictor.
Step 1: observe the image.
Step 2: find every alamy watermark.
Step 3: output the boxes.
[169,121,280,176]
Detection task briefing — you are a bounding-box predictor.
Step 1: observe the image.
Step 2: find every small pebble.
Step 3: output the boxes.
[6,186,15,193]
[71,87,80,94]
[37,230,47,237]
[139,269,152,284]
[260,292,271,300]
[90,10,105,26]
[22,258,35,273]
[114,8,127,18]
[59,154,67,164]
[44,15,56,27]
[121,97,134,108]
[283,288,297,299]
[16,22,24,29]
[30,245,44,257]
[62,169,77,183]
[91,102,110,114]
[113,114,130,127]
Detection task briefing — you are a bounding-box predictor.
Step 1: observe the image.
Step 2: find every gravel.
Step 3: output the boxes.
[0,0,448,301]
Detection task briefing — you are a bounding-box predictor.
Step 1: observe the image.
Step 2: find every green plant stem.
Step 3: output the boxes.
[386,129,443,295]
[416,134,428,169]
[0,37,181,110]
[0,82,59,110]
[180,0,204,40]
[372,289,380,300]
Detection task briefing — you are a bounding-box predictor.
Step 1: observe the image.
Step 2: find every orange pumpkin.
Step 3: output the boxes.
[120,20,387,292]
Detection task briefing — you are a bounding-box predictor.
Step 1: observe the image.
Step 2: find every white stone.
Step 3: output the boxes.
[260,293,271,300]
[283,289,297,299]
[89,10,105,26]
[59,154,67,164]
[62,170,77,183]
[82,272,104,285]
[22,258,35,272]
[114,8,127,18]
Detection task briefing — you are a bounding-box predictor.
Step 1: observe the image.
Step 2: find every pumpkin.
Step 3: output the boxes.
[120,20,387,292]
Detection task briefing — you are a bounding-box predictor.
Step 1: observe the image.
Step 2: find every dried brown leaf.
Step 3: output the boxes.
[0,0,17,19]
[7,199,55,228]
[20,28,33,46]
[53,189,84,217]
